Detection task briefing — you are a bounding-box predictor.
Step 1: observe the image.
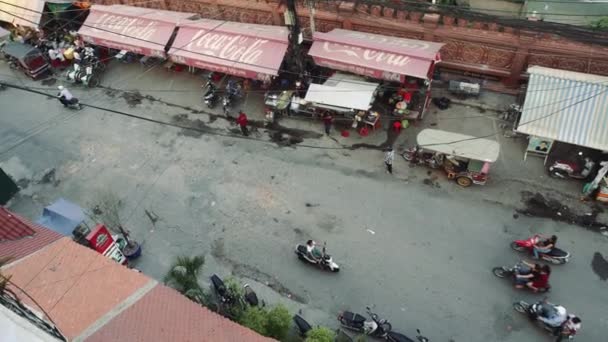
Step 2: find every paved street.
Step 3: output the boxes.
[1,63,607,342]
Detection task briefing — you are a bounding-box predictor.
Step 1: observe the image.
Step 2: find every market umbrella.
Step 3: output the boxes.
[37,198,86,236]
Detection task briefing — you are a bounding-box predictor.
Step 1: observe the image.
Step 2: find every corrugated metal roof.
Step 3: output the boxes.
[0,207,35,241]
[516,66,608,151]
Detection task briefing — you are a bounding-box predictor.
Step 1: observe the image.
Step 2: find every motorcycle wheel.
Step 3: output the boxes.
[548,257,567,265]
[88,75,100,88]
[456,176,473,187]
[513,301,528,313]
[510,242,526,252]
[492,267,507,278]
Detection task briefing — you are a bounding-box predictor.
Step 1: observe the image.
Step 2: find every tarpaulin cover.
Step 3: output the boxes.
[36,198,86,236]
[0,0,44,27]
[304,73,378,111]
[169,19,289,80]
[78,4,197,57]
[309,29,443,81]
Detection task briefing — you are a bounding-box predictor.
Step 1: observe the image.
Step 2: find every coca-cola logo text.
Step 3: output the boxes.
[322,42,412,68]
[184,30,269,65]
[93,13,158,41]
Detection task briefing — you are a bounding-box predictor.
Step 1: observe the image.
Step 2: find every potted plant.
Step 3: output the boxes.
[92,191,141,259]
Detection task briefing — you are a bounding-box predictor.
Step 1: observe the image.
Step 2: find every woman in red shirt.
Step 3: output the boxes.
[528,265,551,292]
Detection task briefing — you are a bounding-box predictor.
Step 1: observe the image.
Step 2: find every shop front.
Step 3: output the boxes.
[307,29,443,120]
[516,66,608,199]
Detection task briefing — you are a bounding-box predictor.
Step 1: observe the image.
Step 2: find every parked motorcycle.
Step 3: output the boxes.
[548,152,595,180]
[338,307,392,338]
[210,274,237,305]
[402,146,443,169]
[65,62,101,88]
[510,235,570,264]
[295,242,340,272]
[202,81,217,109]
[513,300,576,340]
[492,262,550,293]
[222,80,241,114]
[293,314,313,337]
[386,330,429,342]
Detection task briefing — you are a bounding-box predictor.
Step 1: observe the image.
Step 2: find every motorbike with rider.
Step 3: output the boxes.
[57,85,81,109]
[514,298,581,341]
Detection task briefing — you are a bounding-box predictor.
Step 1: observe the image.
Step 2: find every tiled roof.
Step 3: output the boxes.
[0,207,62,260]
[0,206,36,241]
[85,285,275,342]
[3,237,150,340]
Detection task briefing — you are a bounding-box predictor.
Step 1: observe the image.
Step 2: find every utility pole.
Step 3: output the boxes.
[285,0,303,76]
[307,0,316,34]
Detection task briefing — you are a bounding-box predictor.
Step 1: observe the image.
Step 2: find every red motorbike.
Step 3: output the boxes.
[510,235,570,264]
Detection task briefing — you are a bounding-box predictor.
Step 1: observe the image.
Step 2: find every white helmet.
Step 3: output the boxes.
[57,85,64,90]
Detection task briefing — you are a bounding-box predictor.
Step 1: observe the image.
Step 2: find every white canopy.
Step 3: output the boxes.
[0,0,45,28]
[416,129,500,163]
[304,74,378,112]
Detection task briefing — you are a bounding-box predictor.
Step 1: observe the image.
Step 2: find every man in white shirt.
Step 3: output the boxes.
[57,85,74,107]
[384,147,395,174]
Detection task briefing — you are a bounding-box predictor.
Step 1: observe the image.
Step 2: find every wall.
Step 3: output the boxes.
[92,0,608,88]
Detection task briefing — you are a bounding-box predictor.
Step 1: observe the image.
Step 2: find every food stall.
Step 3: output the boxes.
[308,29,443,120]
[290,73,380,132]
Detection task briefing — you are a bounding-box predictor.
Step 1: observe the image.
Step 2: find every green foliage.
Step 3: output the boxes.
[240,307,269,335]
[265,305,291,340]
[589,17,608,31]
[163,255,207,304]
[305,327,336,342]
[238,304,292,340]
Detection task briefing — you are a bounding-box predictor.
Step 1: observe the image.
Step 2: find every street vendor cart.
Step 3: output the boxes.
[403,129,500,187]
[264,90,293,123]
[2,42,50,79]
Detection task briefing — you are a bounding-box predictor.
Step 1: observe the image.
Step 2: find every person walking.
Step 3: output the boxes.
[384,147,394,174]
[322,112,333,135]
[236,111,249,136]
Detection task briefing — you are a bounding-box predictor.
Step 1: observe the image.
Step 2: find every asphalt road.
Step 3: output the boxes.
[1,71,607,342]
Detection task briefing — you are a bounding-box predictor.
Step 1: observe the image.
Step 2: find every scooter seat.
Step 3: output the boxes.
[547,248,567,257]
[342,311,366,324]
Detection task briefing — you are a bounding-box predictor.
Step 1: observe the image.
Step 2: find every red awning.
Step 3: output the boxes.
[169,19,289,81]
[78,5,198,57]
[309,29,443,81]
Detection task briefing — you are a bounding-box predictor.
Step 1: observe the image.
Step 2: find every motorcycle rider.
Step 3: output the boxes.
[556,315,581,341]
[533,235,557,259]
[513,260,540,289]
[535,299,568,331]
[527,265,551,292]
[57,85,74,107]
[305,240,322,261]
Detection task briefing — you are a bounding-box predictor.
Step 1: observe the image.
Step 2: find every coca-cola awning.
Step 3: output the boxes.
[309,29,443,81]
[168,19,289,80]
[78,5,198,57]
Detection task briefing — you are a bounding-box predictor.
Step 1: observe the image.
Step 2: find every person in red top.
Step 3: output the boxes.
[528,264,551,292]
[322,111,333,135]
[236,111,249,136]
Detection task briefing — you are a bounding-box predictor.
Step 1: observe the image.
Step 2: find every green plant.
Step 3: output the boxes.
[163,255,207,304]
[590,17,608,31]
[265,305,291,340]
[305,326,336,342]
[239,304,292,340]
[240,306,269,335]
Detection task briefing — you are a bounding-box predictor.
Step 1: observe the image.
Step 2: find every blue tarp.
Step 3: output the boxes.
[36,198,85,236]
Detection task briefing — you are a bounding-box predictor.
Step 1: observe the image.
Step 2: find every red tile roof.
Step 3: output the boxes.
[0,207,62,260]
[4,237,150,340]
[0,206,36,241]
[84,285,275,342]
